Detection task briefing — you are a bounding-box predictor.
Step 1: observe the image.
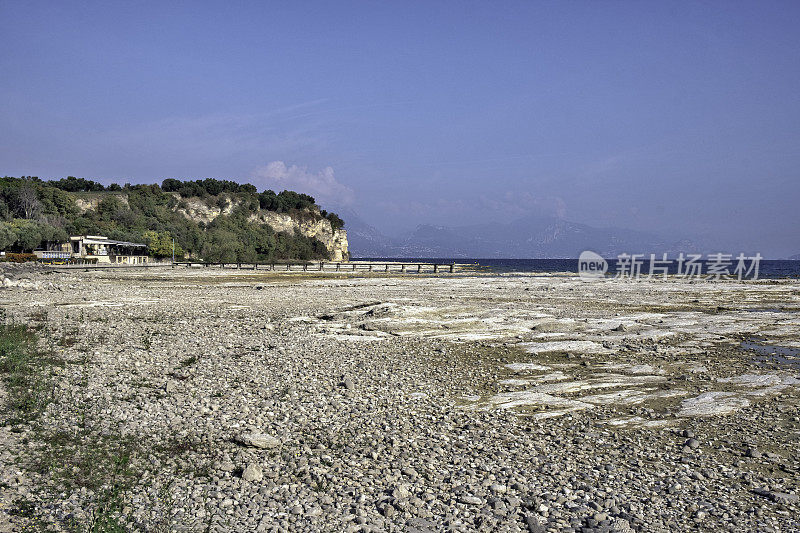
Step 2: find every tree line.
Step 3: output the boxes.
[0,177,345,261]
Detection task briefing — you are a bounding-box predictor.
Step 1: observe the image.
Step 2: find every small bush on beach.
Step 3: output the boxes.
[0,253,38,262]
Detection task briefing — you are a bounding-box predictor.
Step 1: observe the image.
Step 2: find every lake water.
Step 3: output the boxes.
[355,258,800,279]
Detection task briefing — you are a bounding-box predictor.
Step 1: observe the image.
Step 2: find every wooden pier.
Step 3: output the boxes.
[171,261,460,273]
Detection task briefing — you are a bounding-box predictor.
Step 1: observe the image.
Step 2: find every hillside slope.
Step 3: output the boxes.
[172,194,348,261]
[0,177,348,262]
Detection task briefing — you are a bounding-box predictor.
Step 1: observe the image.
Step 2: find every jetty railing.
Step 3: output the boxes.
[171,261,459,273]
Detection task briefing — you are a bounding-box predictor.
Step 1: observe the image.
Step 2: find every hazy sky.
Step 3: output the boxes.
[1,1,799,256]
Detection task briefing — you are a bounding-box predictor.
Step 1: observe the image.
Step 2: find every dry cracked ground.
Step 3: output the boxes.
[0,266,799,532]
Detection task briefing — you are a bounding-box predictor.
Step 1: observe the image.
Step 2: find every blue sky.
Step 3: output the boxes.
[1,1,799,256]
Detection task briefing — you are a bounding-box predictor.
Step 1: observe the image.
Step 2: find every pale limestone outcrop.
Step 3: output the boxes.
[173,195,237,225]
[247,211,349,262]
[174,194,349,261]
[73,194,129,213]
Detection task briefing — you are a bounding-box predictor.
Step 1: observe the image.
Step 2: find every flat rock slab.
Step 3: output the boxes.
[522,340,611,355]
[504,363,550,373]
[678,392,750,417]
[234,433,281,449]
[718,373,800,387]
[487,391,593,416]
[753,488,800,504]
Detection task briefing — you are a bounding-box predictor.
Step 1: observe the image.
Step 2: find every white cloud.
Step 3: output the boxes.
[251,161,355,207]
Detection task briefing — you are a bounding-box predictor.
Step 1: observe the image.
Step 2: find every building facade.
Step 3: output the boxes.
[65,235,149,264]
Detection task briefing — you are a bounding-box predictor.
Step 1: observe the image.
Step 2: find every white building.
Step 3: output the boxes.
[68,235,149,264]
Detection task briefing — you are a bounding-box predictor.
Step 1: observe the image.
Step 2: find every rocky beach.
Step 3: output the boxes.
[1,265,798,532]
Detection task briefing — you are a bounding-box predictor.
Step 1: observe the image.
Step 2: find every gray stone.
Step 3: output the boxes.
[524,514,546,533]
[745,447,761,459]
[752,487,798,504]
[391,484,411,500]
[489,484,507,494]
[381,503,395,517]
[769,492,798,504]
[217,460,235,473]
[242,463,263,482]
[458,495,483,506]
[235,433,281,449]
[611,518,633,532]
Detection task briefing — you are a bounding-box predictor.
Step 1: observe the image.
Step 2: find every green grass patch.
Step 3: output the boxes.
[0,323,53,424]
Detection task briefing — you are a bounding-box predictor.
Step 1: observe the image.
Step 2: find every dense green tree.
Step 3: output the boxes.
[10,220,42,252]
[201,228,241,262]
[326,212,344,230]
[143,230,183,259]
[0,222,16,249]
[37,186,78,218]
[257,189,317,213]
[38,223,68,245]
[7,185,42,219]
[258,190,278,210]
[49,176,106,192]
[160,179,182,192]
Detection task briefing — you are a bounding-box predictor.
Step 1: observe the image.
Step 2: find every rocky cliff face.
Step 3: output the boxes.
[72,192,349,261]
[247,211,348,261]
[73,194,129,212]
[173,196,237,225]
[175,195,349,261]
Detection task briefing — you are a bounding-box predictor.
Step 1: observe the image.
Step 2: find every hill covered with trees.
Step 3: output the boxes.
[0,176,346,262]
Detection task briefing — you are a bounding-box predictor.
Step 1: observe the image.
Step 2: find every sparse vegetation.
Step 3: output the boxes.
[31,429,139,532]
[0,321,132,529]
[0,321,53,424]
[0,317,214,531]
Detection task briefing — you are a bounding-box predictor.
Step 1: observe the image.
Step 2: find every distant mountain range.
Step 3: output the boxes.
[337,208,695,259]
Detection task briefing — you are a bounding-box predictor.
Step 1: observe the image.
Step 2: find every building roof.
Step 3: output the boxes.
[71,235,146,247]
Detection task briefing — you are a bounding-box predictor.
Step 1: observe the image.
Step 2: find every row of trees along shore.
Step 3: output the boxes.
[0,176,345,262]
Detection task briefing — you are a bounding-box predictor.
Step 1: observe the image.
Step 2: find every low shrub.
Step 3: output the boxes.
[0,253,38,263]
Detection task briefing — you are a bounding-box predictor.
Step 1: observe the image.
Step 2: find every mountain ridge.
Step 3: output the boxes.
[345,210,695,259]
